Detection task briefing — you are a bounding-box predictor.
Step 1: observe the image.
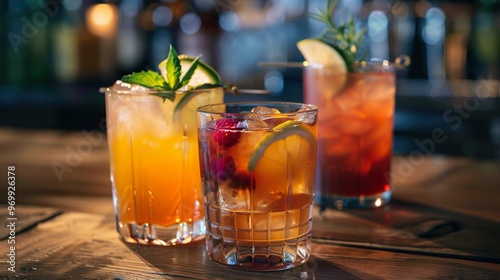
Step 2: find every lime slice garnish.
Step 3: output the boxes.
[158,55,222,120]
[174,57,222,117]
[298,38,348,97]
[159,55,222,86]
[247,120,316,171]
[297,38,348,73]
[178,55,222,84]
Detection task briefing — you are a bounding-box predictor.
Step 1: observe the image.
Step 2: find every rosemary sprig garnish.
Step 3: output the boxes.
[309,0,367,69]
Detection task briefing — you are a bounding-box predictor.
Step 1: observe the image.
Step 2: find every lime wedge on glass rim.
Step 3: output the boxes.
[247,120,317,172]
[296,38,348,74]
[158,55,222,117]
[297,38,349,96]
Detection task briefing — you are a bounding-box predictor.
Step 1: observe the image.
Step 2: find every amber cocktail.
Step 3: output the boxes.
[197,102,318,270]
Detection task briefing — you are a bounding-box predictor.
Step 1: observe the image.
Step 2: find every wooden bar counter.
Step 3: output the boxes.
[1,127,499,279]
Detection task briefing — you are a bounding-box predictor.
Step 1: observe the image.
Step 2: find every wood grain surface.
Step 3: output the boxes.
[1,208,499,280]
[1,127,500,279]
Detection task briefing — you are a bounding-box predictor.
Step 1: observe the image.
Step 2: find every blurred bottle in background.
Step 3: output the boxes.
[0,0,499,137]
[469,1,499,80]
[4,0,29,86]
[0,2,5,86]
[1,0,498,89]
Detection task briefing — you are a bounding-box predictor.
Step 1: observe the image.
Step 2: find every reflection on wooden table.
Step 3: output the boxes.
[1,127,499,279]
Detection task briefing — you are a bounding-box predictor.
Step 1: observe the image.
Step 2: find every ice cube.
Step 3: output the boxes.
[251,106,280,114]
[263,116,293,129]
[334,83,363,113]
[254,191,284,211]
[327,136,352,156]
[295,108,318,125]
[363,76,395,102]
[206,191,217,205]
[237,119,269,130]
[333,116,370,136]
[247,106,288,129]
[218,181,250,210]
[115,105,132,124]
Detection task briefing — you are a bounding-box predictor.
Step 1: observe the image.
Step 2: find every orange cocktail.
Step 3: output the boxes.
[303,63,395,209]
[105,81,223,245]
[197,102,318,270]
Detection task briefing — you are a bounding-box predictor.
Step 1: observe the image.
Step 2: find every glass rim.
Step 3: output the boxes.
[258,55,410,71]
[197,101,318,116]
[305,60,397,73]
[99,81,224,96]
[304,55,411,73]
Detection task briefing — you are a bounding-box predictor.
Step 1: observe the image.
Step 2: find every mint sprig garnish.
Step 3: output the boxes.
[120,70,167,90]
[165,46,181,90]
[121,45,218,102]
[309,0,366,69]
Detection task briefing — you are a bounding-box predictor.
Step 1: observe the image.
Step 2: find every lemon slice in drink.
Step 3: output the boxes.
[247,120,317,172]
[297,38,348,73]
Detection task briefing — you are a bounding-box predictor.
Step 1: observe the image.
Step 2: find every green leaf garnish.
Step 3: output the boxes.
[119,45,222,103]
[165,45,181,90]
[309,0,367,70]
[121,70,169,90]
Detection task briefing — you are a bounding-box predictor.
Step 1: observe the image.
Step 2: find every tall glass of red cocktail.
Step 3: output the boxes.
[303,62,395,209]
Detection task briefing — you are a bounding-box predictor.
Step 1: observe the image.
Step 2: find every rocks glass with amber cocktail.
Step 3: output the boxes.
[197,102,318,270]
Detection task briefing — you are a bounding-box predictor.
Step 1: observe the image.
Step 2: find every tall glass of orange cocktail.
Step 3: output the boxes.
[303,63,395,209]
[197,102,318,270]
[103,46,223,245]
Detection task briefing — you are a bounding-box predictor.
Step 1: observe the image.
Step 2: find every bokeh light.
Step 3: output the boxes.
[86,4,119,38]
[422,7,445,45]
[120,0,142,17]
[180,13,201,35]
[152,5,173,27]
[219,11,240,32]
[265,70,284,95]
[368,10,388,43]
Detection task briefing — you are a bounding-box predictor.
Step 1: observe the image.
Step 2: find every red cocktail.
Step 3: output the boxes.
[303,63,395,209]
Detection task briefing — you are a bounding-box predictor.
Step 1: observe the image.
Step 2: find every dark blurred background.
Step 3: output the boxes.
[1,0,499,159]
